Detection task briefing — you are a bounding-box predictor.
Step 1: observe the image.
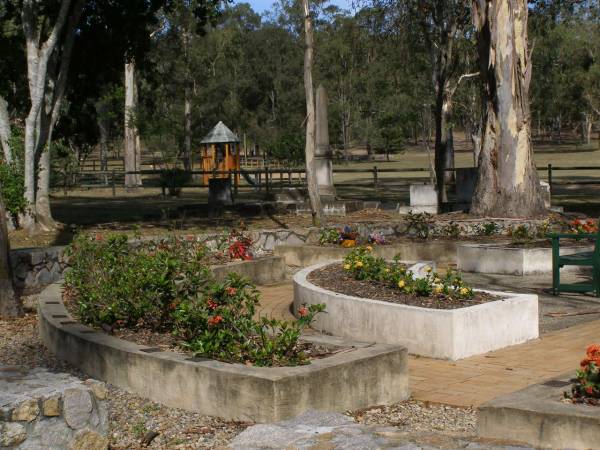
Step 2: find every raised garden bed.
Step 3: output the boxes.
[457,240,594,275]
[478,373,600,450]
[293,261,539,360]
[39,283,410,422]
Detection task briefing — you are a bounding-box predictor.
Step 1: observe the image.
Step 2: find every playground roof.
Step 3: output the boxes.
[200,121,240,144]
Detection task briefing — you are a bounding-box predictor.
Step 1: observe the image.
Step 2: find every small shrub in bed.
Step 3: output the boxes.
[174,274,325,366]
[566,344,600,406]
[64,233,212,329]
[343,246,474,300]
[64,233,325,366]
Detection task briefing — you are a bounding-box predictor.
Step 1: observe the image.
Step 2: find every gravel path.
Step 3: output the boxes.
[1,302,480,449]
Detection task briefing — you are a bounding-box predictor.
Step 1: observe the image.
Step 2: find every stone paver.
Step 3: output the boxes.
[257,280,600,408]
[231,410,532,449]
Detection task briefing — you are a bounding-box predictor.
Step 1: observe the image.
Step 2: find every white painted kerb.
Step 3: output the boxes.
[294,261,539,360]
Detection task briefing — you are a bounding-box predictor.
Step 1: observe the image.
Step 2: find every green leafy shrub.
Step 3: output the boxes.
[342,246,388,281]
[318,227,341,245]
[160,168,191,196]
[441,221,461,237]
[64,233,325,366]
[64,233,212,329]
[405,212,432,239]
[174,273,325,366]
[342,246,474,300]
[0,128,27,218]
[477,222,499,236]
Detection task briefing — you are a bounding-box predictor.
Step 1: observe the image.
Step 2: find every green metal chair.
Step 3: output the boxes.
[549,227,600,297]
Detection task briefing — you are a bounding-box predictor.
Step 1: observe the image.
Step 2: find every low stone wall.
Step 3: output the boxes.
[457,243,594,275]
[0,365,108,450]
[294,262,539,360]
[478,374,600,449]
[38,283,410,422]
[10,246,67,295]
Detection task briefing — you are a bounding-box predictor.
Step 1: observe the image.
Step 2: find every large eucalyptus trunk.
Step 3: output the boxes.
[0,192,21,318]
[302,0,323,225]
[470,0,544,217]
[434,90,455,204]
[124,61,142,188]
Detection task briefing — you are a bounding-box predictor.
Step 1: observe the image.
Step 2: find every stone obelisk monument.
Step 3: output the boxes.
[315,85,336,200]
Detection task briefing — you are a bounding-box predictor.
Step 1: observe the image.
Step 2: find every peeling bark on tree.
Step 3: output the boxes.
[302,0,323,225]
[124,61,142,188]
[0,192,21,318]
[0,96,12,164]
[471,0,544,217]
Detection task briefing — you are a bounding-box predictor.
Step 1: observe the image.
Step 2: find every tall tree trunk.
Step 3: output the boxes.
[585,114,592,145]
[21,0,73,230]
[302,0,322,225]
[183,86,192,171]
[0,96,12,164]
[434,91,454,204]
[96,100,109,183]
[124,61,142,188]
[0,191,21,318]
[470,0,544,217]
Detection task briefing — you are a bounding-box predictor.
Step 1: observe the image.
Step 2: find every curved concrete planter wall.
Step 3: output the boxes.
[293,262,539,360]
[38,284,409,423]
[457,243,593,275]
[275,241,461,267]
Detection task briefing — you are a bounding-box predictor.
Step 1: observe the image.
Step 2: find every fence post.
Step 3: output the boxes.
[233,170,238,197]
[288,169,292,186]
[265,166,270,194]
[111,170,116,196]
[373,165,378,193]
[547,163,553,196]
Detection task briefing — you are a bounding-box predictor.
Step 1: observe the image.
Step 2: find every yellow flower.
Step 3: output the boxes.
[434,286,443,294]
[355,261,363,268]
[459,287,469,296]
[434,278,441,284]
[385,268,390,273]
[366,245,373,252]
[425,266,432,273]
[398,280,405,288]
[344,264,351,270]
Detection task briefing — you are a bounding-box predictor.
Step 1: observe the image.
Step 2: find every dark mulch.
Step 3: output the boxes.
[307,264,499,310]
[505,238,594,249]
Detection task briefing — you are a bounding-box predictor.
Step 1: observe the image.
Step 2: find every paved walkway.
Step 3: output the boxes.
[258,281,600,408]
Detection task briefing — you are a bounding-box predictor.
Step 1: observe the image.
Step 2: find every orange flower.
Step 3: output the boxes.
[586,344,600,359]
[225,287,237,296]
[95,233,104,241]
[298,306,308,317]
[208,315,223,326]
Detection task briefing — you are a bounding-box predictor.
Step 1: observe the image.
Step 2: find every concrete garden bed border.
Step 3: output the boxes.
[478,373,600,449]
[211,256,286,285]
[457,243,593,275]
[293,261,539,360]
[38,283,409,422]
[275,241,461,267]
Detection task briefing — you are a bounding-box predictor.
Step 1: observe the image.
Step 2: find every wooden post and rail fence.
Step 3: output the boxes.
[55,164,600,200]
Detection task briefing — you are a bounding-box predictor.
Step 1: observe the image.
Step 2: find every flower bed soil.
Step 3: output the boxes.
[307,264,497,310]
